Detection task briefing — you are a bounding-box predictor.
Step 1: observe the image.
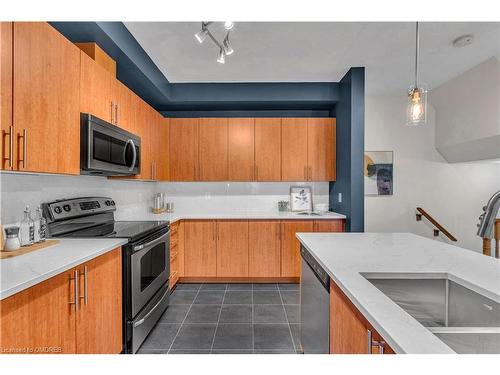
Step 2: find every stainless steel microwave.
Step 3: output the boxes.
[80,113,141,176]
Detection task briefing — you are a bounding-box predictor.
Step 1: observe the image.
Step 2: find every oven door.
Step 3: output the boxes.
[129,229,170,318]
[81,113,140,176]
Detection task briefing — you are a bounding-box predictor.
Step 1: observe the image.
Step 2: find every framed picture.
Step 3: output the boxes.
[290,186,313,212]
[364,151,393,196]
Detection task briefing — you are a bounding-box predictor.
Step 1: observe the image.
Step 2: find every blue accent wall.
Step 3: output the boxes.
[329,68,365,232]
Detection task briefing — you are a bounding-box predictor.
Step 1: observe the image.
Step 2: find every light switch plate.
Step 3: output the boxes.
[338,193,342,203]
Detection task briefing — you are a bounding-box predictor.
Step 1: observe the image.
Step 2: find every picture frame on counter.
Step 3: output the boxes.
[290,186,313,212]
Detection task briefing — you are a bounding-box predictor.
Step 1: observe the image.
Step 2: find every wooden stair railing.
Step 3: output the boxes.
[415,207,458,242]
[482,219,500,258]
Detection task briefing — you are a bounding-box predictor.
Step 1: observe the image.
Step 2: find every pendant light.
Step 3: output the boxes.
[406,22,427,126]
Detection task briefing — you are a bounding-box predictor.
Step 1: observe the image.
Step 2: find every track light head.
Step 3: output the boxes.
[223,34,234,55]
[224,21,234,30]
[195,28,208,43]
[217,48,226,64]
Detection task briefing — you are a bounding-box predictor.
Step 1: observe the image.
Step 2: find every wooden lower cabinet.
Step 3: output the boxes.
[216,220,249,277]
[0,248,122,354]
[281,220,314,277]
[249,220,281,277]
[0,269,76,354]
[330,280,394,354]
[314,219,344,232]
[169,221,181,289]
[75,248,122,354]
[184,220,217,277]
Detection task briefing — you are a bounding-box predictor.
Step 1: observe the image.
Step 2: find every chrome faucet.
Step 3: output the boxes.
[477,191,500,239]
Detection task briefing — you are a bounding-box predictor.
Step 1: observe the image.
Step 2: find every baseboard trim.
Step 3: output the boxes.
[178,277,300,283]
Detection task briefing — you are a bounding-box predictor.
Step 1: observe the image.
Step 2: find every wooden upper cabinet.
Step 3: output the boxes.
[249,220,281,277]
[80,50,115,124]
[281,118,308,181]
[76,248,122,354]
[199,118,228,181]
[314,219,344,232]
[169,118,199,181]
[228,118,254,181]
[281,220,314,277]
[1,22,14,171]
[255,118,281,181]
[13,22,80,175]
[184,220,217,277]
[0,269,77,354]
[116,80,136,133]
[157,117,170,181]
[308,118,336,181]
[216,220,249,277]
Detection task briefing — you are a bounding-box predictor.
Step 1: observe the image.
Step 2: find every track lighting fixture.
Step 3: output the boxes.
[194,22,235,64]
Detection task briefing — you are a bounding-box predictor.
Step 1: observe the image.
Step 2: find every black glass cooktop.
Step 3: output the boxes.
[59,221,169,242]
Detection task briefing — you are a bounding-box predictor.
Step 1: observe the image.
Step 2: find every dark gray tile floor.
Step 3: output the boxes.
[138,283,301,354]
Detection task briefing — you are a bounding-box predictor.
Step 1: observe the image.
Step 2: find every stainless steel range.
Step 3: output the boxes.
[42,197,170,354]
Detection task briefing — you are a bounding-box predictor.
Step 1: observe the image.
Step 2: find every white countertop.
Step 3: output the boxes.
[121,210,346,223]
[0,238,127,300]
[296,232,500,354]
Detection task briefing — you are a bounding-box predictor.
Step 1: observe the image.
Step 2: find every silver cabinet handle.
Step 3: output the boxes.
[308,166,312,181]
[304,166,307,180]
[367,329,386,354]
[69,269,79,310]
[110,102,114,124]
[79,266,88,305]
[115,103,119,125]
[133,287,170,328]
[2,125,13,168]
[17,129,27,169]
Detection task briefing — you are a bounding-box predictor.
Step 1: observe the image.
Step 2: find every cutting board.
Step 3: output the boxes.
[0,240,60,259]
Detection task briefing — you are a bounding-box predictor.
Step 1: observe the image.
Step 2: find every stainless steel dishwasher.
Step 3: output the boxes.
[300,245,330,354]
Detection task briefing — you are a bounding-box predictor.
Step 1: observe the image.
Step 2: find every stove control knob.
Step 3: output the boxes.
[53,206,62,214]
[63,204,71,212]
[105,200,111,206]
[110,200,115,206]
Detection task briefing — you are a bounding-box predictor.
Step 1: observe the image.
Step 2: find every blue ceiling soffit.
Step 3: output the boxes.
[50,22,342,112]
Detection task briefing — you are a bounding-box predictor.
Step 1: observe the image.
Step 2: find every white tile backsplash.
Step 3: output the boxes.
[0,172,329,224]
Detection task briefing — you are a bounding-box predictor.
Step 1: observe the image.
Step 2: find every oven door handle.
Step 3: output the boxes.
[133,231,169,252]
[125,139,137,172]
[133,287,170,328]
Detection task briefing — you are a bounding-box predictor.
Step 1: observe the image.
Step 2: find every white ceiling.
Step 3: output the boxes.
[124,22,500,95]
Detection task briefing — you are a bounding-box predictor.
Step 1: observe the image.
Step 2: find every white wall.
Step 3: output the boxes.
[365,95,500,252]
[0,171,329,224]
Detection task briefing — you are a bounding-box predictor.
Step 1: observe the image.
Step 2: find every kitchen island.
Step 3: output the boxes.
[296,232,500,354]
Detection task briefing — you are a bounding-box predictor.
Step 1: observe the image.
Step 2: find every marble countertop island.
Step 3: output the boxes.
[296,232,500,354]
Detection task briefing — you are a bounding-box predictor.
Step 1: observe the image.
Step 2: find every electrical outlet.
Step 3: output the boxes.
[338,193,342,203]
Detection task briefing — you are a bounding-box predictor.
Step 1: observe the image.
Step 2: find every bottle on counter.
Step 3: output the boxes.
[20,205,35,246]
[37,205,47,242]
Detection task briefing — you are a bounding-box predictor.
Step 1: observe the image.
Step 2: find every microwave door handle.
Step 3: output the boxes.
[133,230,169,252]
[125,139,137,172]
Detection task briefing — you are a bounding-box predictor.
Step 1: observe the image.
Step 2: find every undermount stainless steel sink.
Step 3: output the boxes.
[363,274,500,354]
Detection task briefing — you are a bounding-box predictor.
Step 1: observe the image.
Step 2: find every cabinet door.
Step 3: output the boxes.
[0,269,77,354]
[199,118,228,181]
[255,118,281,181]
[76,247,122,354]
[330,281,368,354]
[216,220,249,277]
[133,101,154,180]
[157,117,170,181]
[116,80,136,133]
[80,50,115,124]
[169,118,199,181]
[1,22,14,170]
[308,118,336,181]
[14,22,80,175]
[249,220,281,277]
[281,220,314,277]
[281,118,308,181]
[184,220,217,277]
[228,118,254,181]
[314,220,344,232]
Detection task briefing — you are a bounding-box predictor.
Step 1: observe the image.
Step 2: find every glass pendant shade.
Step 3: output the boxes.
[406,86,427,126]
[217,49,225,64]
